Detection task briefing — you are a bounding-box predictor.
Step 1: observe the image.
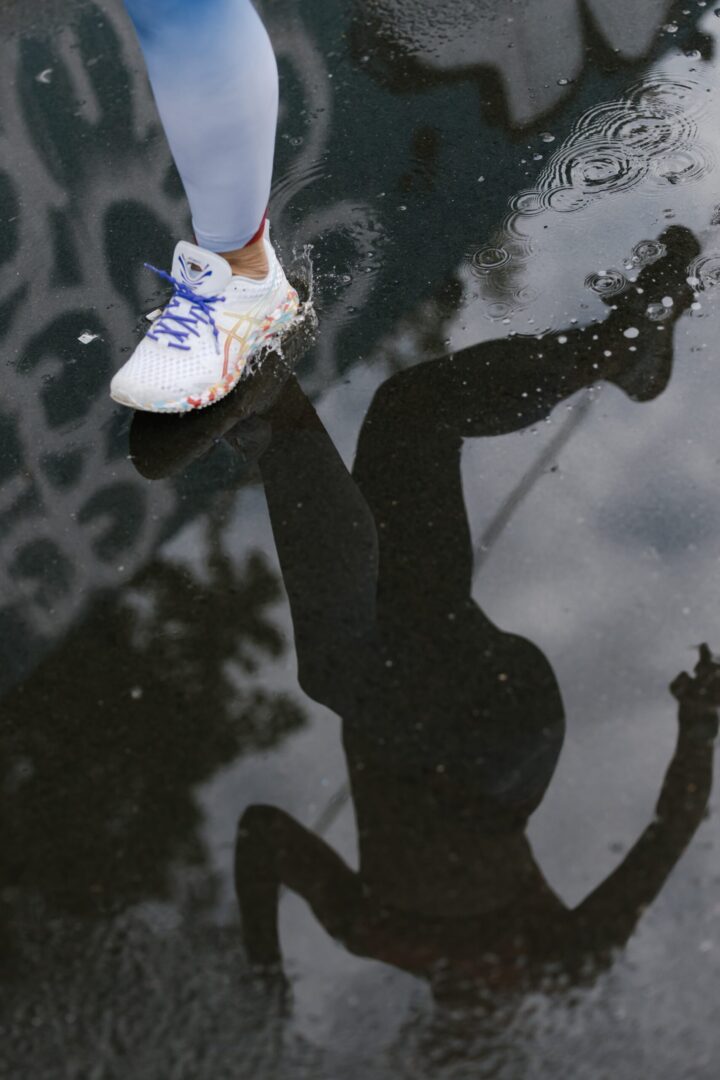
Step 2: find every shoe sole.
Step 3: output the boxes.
[112,288,301,414]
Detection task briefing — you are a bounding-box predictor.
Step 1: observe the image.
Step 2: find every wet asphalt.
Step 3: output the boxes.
[2,1,720,1077]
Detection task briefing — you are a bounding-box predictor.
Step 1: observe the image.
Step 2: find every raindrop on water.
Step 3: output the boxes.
[631,239,667,267]
[470,247,511,274]
[645,302,672,322]
[584,269,628,297]
[688,254,720,290]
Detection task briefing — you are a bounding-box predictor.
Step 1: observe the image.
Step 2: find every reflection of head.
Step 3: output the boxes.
[389,982,525,1079]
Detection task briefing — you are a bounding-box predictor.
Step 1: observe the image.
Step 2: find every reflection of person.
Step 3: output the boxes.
[111,0,298,414]
[233,225,718,1000]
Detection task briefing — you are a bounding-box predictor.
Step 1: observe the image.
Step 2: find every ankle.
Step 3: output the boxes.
[221,236,269,280]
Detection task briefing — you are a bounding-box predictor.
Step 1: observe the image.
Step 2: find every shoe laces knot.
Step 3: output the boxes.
[144,264,225,354]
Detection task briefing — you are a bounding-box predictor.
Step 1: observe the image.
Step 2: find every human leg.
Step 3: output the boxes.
[124,0,278,262]
[113,2,300,412]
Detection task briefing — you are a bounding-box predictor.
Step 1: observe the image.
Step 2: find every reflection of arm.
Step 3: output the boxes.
[235,804,361,966]
[572,696,716,954]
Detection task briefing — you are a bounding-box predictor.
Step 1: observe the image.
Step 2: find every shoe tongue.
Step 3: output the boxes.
[171,241,232,296]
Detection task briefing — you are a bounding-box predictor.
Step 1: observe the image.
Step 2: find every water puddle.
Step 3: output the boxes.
[3,2,720,1078]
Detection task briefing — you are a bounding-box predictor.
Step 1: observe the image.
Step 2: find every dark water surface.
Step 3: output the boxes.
[3,0,720,1076]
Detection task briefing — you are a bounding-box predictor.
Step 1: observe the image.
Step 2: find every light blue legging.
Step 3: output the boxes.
[124,0,278,251]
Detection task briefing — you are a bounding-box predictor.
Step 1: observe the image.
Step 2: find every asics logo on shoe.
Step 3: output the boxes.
[110,227,301,414]
[177,253,212,287]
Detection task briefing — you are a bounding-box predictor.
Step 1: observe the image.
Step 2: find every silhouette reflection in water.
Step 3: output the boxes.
[221,225,719,1001]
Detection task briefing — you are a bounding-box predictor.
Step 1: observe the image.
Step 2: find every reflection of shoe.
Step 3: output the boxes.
[129,311,316,480]
[604,225,700,403]
[111,224,299,414]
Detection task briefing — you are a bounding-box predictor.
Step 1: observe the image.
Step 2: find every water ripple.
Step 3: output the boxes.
[534,74,710,212]
[649,144,715,187]
[470,72,714,321]
[688,254,720,290]
[626,75,706,118]
[631,239,667,266]
[542,139,648,199]
[470,247,511,274]
[509,190,545,216]
[584,269,629,297]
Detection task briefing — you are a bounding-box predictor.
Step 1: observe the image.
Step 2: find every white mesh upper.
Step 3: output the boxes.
[111,231,292,408]
[112,333,222,398]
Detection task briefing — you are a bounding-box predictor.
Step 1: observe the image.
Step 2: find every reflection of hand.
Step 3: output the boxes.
[671,644,720,738]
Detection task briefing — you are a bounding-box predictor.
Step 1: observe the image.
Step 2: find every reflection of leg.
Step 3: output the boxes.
[352,232,702,616]
[354,227,701,595]
[236,804,361,965]
[260,379,379,712]
[352,337,598,620]
[124,0,277,251]
[354,377,471,621]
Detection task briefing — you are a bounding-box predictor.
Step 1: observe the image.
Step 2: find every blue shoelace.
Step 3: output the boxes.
[145,264,226,353]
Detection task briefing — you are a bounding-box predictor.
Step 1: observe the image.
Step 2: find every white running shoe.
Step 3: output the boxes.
[110,225,299,413]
